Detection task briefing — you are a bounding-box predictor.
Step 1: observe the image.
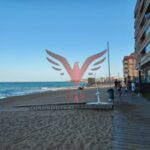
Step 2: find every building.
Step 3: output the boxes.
[134,0,150,82]
[88,78,95,85]
[123,53,138,82]
[98,76,123,82]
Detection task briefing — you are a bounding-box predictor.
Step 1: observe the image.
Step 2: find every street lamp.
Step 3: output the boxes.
[138,63,142,95]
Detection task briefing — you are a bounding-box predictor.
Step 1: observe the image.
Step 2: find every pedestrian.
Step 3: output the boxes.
[114,79,118,90]
[131,81,136,97]
[128,80,131,91]
[117,81,122,96]
[125,86,128,92]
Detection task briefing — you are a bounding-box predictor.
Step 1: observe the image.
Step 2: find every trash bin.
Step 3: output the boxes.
[107,88,114,102]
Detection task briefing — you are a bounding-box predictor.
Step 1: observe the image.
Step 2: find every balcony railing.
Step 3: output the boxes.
[134,0,141,18]
[134,0,144,27]
[136,22,150,56]
[135,20,150,55]
[141,52,150,65]
[137,18,150,47]
[140,34,150,53]
[135,0,149,39]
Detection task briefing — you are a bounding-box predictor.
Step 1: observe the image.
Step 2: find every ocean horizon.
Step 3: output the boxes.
[0,81,86,99]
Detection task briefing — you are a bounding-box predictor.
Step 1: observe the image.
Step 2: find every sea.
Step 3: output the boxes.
[0,82,86,99]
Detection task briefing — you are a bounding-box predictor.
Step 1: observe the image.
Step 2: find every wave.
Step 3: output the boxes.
[41,87,51,90]
[40,86,76,91]
[0,82,84,99]
[0,87,75,99]
[14,91,26,95]
[0,96,6,99]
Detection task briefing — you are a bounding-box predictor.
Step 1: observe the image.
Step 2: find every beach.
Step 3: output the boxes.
[0,87,112,150]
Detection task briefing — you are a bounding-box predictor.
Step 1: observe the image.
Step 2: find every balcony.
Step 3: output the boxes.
[136,20,150,43]
[135,0,149,37]
[137,18,150,45]
[134,0,144,24]
[134,0,142,18]
[141,52,150,66]
[139,1,149,25]
[137,21,150,56]
[141,34,150,53]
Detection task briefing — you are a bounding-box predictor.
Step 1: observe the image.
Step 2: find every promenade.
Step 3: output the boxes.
[112,91,150,150]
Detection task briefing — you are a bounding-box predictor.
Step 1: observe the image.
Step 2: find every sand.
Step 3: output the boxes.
[0,87,112,150]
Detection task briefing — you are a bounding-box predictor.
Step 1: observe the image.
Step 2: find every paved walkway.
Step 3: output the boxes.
[112,91,150,150]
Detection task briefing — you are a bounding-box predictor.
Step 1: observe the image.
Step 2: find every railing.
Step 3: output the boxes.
[134,0,141,18]
[135,0,149,40]
[141,52,150,65]
[141,34,150,52]
[136,0,149,32]
[134,0,144,26]
[137,19,150,48]
[136,23,150,56]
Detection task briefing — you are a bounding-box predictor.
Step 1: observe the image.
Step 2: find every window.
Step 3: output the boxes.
[145,42,150,53]
[148,70,150,76]
[146,25,150,36]
[146,69,150,82]
[141,33,145,43]
[129,59,133,64]
[124,60,127,64]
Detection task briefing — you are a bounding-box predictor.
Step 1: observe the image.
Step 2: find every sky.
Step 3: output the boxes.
[0,0,137,82]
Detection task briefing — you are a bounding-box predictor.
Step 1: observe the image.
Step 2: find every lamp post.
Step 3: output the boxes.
[107,42,111,87]
[95,73,101,104]
[138,63,142,95]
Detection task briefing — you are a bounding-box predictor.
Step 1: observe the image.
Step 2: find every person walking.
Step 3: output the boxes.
[131,81,136,97]
[117,81,122,96]
[114,79,118,90]
[128,80,131,91]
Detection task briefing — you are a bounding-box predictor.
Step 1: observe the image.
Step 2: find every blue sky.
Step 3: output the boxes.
[0,0,136,82]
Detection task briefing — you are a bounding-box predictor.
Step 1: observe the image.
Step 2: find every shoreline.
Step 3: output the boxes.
[0,88,96,107]
[0,87,109,107]
[0,86,111,106]
[0,86,77,100]
[0,82,112,101]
